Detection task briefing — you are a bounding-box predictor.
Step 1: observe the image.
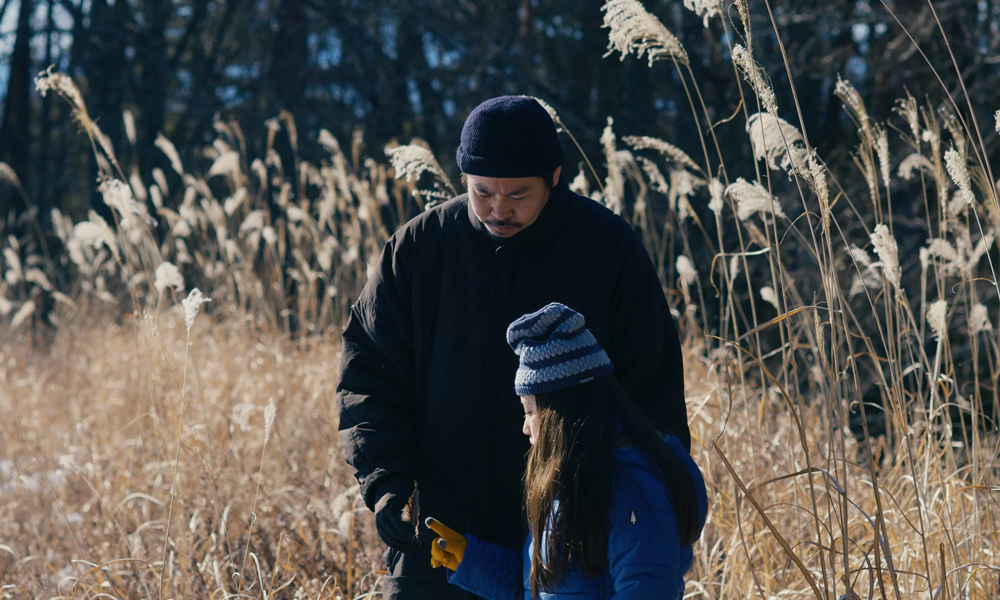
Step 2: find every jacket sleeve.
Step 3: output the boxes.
[336,232,418,511]
[447,535,523,600]
[607,475,684,600]
[609,233,690,450]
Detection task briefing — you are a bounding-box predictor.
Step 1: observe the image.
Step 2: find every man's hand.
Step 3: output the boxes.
[373,479,419,551]
[426,517,467,571]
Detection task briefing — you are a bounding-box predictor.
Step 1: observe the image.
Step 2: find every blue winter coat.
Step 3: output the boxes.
[446,436,708,600]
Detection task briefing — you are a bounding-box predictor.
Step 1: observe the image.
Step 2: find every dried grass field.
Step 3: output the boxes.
[2,0,1000,598]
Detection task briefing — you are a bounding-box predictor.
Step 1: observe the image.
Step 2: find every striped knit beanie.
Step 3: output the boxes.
[506,303,614,396]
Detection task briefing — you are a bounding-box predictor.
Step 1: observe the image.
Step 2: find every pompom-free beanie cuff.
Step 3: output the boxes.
[457,148,564,179]
[514,362,614,396]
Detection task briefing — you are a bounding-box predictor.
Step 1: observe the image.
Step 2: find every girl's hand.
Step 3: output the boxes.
[425,517,467,571]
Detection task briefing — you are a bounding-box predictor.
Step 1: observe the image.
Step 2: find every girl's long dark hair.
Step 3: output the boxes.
[523,374,701,599]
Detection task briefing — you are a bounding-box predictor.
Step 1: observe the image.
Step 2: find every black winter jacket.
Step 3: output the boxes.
[336,179,688,598]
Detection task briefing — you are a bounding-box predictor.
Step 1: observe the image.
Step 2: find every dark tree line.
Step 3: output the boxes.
[1,0,999,221]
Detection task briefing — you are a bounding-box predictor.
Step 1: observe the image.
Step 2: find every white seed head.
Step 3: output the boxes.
[726,178,787,221]
[875,127,890,184]
[898,154,934,181]
[926,299,948,340]
[728,254,741,286]
[143,310,159,338]
[207,150,242,180]
[834,76,870,135]
[155,133,185,176]
[760,286,780,311]
[11,300,36,329]
[848,244,872,269]
[154,262,185,294]
[708,178,725,216]
[732,46,777,115]
[123,110,136,145]
[182,288,211,333]
[529,97,562,132]
[569,167,591,196]
[636,157,669,195]
[944,148,975,205]
[385,144,456,197]
[995,110,1000,136]
[676,255,697,283]
[894,95,920,142]
[970,303,992,334]
[746,113,805,173]
[624,136,701,173]
[683,0,722,27]
[870,224,900,291]
[601,0,689,66]
[263,397,277,444]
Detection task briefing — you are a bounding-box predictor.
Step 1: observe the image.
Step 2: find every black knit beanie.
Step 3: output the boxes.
[456,96,564,179]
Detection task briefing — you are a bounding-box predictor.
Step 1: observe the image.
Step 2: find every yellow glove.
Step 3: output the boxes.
[425,517,467,571]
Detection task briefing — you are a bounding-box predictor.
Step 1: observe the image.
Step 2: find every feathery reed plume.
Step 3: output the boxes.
[708,178,725,216]
[154,262,185,294]
[870,223,901,291]
[898,154,934,181]
[668,169,705,222]
[734,0,751,45]
[834,76,870,135]
[99,178,154,232]
[182,288,210,333]
[601,0,689,67]
[875,125,891,184]
[123,110,136,146]
[34,67,94,139]
[726,178,787,221]
[624,135,702,173]
[155,133,185,176]
[683,0,721,27]
[676,255,697,283]
[637,157,669,194]
[970,304,992,334]
[207,151,242,182]
[895,95,921,143]
[944,148,974,205]
[386,143,457,206]
[732,45,777,115]
[263,398,277,445]
[3,248,22,285]
[995,110,1000,135]
[760,286,780,311]
[11,300,35,329]
[745,113,804,172]
[926,299,948,340]
[531,97,562,131]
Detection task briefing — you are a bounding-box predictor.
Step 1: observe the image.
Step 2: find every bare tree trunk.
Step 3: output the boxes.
[0,0,35,209]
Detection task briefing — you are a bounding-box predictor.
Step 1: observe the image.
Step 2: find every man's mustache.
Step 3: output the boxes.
[485,220,522,229]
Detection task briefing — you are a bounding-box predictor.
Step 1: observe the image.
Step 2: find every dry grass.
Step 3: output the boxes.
[0,320,381,599]
[3,0,1000,597]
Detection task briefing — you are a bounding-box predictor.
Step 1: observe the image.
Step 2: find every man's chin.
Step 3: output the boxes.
[486,224,520,238]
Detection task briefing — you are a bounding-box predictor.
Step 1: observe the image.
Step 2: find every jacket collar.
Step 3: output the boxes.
[467,178,570,249]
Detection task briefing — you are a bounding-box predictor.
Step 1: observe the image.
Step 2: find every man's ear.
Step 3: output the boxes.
[552,166,562,187]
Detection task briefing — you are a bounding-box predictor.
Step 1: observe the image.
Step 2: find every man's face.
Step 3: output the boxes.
[467,167,561,238]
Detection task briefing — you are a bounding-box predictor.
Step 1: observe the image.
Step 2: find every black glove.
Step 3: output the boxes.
[373,478,419,551]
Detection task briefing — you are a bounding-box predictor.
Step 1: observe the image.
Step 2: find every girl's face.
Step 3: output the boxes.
[520,395,539,445]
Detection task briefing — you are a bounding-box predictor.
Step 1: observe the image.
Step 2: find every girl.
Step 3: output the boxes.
[426,302,707,599]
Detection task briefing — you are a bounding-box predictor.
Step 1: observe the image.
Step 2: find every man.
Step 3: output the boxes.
[336,96,688,598]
